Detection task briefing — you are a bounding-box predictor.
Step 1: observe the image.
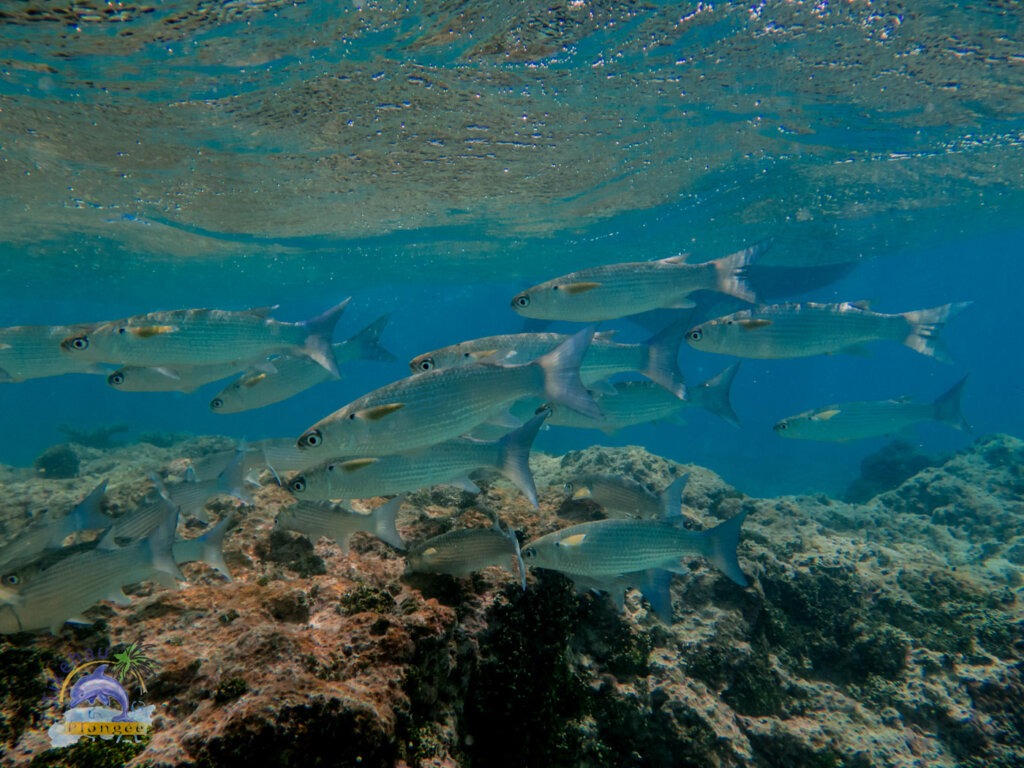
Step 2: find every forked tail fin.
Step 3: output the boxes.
[901,301,971,363]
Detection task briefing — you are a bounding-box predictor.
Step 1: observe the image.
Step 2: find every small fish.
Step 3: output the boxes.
[275,495,406,554]
[521,512,748,587]
[410,318,689,399]
[297,328,601,457]
[405,522,525,588]
[0,505,182,634]
[288,410,548,507]
[0,324,110,382]
[510,245,762,322]
[210,314,396,414]
[685,301,971,362]
[68,665,132,722]
[564,474,688,520]
[60,299,350,376]
[774,376,971,442]
[107,361,248,393]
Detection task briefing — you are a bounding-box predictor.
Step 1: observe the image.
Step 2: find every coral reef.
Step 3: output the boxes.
[32,444,80,479]
[0,434,1022,767]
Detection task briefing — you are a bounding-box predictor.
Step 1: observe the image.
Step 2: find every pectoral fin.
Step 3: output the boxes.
[339,458,379,472]
[812,409,841,421]
[558,533,588,548]
[562,282,601,295]
[130,325,178,338]
[357,403,404,420]
[738,319,772,330]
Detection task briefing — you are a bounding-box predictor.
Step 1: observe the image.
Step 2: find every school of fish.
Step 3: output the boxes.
[0,246,972,633]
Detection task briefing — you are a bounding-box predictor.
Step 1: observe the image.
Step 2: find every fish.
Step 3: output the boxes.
[0,480,111,573]
[520,511,748,587]
[172,511,234,580]
[509,245,762,322]
[774,375,971,442]
[59,298,351,376]
[0,324,112,382]
[106,361,249,393]
[210,314,396,414]
[67,665,132,721]
[0,505,182,634]
[564,474,688,520]
[274,495,406,554]
[288,409,548,507]
[409,317,689,399]
[685,301,972,362]
[297,328,601,457]
[405,522,526,589]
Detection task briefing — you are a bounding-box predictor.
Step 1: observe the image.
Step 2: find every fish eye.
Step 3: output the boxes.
[2,574,19,586]
[774,421,788,431]
[327,463,336,472]
[512,294,530,308]
[562,482,574,494]
[299,430,322,448]
[289,478,306,493]
[63,336,89,351]
[211,398,223,409]
[521,547,535,560]
[687,328,703,342]
[417,358,435,372]
[108,372,125,386]
[118,327,127,335]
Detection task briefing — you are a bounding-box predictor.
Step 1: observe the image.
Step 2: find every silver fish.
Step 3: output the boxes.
[405,522,525,588]
[0,506,182,634]
[0,324,109,382]
[211,314,396,414]
[410,318,688,399]
[297,328,601,457]
[288,410,547,507]
[275,495,406,554]
[774,376,970,442]
[521,512,748,587]
[60,299,350,375]
[685,301,971,362]
[510,245,761,322]
[564,474,688,520]
[106,361,249,393]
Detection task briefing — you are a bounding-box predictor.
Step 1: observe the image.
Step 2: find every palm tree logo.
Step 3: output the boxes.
[109,643,157,695]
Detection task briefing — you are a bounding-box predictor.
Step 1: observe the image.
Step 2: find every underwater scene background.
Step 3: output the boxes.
[1,1,1022,767]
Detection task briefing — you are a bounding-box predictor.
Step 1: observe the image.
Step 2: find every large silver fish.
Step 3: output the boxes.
[774,376,970,442]
[564,474,688,520]
[297,328,601,457]
[409,318,688,399]
[210,314,396,414]
[288,410,547,507]
[510,245,761,322]
[685,301,971,362]
[0,506,182,634]
[521,512,748,587]
[60,299,350,375]
[274,495,406,554]
[405,522,525,589]
[0,324,109,382]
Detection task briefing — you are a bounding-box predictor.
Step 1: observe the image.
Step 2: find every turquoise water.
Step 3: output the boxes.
[1,0,1022,496]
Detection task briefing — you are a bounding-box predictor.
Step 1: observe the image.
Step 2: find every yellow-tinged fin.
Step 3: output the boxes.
[812,409,841,421]
[559,533,588,548]
[243,372,268,388]
[562,282,601,295]
[571,488,593,500]
[422,547,438,558]
[470,349,499,361]
[738,319,772,330]
[358,403,404,420]
[130,325,178,338]
[339,458,379,472]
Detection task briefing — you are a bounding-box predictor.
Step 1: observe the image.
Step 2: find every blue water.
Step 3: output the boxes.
[1,0,1022,498]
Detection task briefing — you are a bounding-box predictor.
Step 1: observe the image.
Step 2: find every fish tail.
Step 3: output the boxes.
[692,363,742,427]
[637,569,675,623]
[641,318,688,399]
[179,511,235,580]
[536,327,603,420]
[496,409,548,508]
[349,314,398,362]
[146,505,185,585]
[901,301,972,363]
[57,479,111,544]
[659,473,689,519]
[702,510,748,587]
[932,375,971,433]
[372,495,407,551]
[712,243,764,303]
[217,445,254,505]
[302,297,351,377]
[506,526,527,590]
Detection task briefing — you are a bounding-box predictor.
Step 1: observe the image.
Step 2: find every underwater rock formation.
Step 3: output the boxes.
[0,435,1021,767]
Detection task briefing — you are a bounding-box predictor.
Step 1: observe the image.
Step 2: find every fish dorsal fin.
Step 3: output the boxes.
[659,253,689,265]
[593,330,617,342]
[129,325,178,338]
[558,533,588,548]
[562,282,601,295]
[738,318,772,330]
[248,305,280,318]
[850,300,872,310]
[357,403,404,420]
[813,409,841,421]
[338,458,379,472]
